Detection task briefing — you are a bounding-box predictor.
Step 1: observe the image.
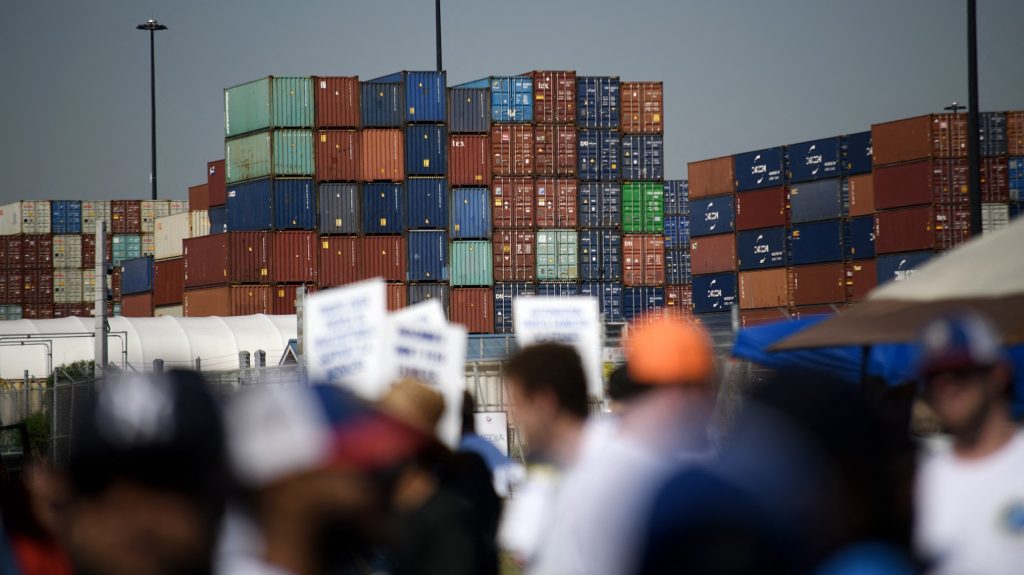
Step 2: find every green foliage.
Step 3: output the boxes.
[47,360,96,386]
[22,410,49,458]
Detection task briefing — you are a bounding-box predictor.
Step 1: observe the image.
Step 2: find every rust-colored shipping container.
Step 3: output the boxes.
[534,178,577,228]
[53,303,92,318]
[688,156,735,199]
[533,125,577,177]
[448,134,491,186]
[875,206,935,254]
[735,186,786,230]
[22,305,54,319]
[111,200,143,234]
[272,231,318,283]
[360,129,405,181]
[386,283,407,311]
[874,161,934,209]
[847,174,875,217]
[845,260,877,302]
[492,177,535,228]
[360,236,406,282]
[319,236,361,287]
[189,183,210,212]
[1,236,23,270]
[316,130,360,181]
[620,82,663,135]
[492,230,536,281]
[121,293,154,317]
[529,71,576,124]
[872,159,988,209]
[491,125,534,177]
[184,232,270,287]
[1008,111,1024,156]
[21,234,53,269]
[933,203,972,251]
[871,113,967,166]
[789,262,846,306]
[1,271,24,304]
[208,160,227,207]
[622,234,665,286]
[740,309,791,328]
[314,76,360,128]
[153,257,185,306]
[233,285,274,315]
[664,285,693,317]
[184,285,274,317]
[450,288,494,334]
[82,234,113,268]
[739,268,790,310]
[22,269,54,304]
[272,284,317,315]
[980,157,1009,203]
[689,233,737,276]
[111,269,121,301]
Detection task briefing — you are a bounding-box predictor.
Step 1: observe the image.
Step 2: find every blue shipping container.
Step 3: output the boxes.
[494,282,536,334]
[844,131,873,175]
[580,282,624,322]
[876,251,933,285]
[979,112,1007,157]
[1009,157,1024,202]
[734,147,785,191]
[664,215,690,250]
[578,129,621,181]
[226,179,273,231]
[579,228,622,282]
[691,273,737,314]
[51,200,83,234]
[689,195,735,237]
[407,231,448,281]
[787,137,841,183]
[458,77,533,123]
[405,124,447,176]
[621,135,664,181]
[450,188,491,239]
[623,287,664,322]
[370,71,446,123]
[736,227,787,270]
[274,178,315,230]
[790,219,844,265]
[665,249,691,285]
[578,182,621,228]
[536,283,578,297]
[120,256,154,296]
[208,206,228,234]
[363,183,404,234]
[845,216,875,261]
[664,180,689,216]
[360,80,403,127]
[406,178,448,229]
[789,178,845,223]
[408,283,450,314]
[576,77,620,128]
[448,88,490,134]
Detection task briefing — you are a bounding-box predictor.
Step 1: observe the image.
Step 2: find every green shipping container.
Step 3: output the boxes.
[225,130,314,183]
[112,234,142,266]
[450,241,493,286]
[622,182,665,233]
[536,229,578,281]
[225,76,313,137]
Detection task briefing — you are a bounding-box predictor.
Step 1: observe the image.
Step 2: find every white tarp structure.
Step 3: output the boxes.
[0,314,296,379]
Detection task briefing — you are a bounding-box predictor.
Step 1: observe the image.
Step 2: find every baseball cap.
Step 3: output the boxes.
[918,312,1005,377]
[626,315,715,385]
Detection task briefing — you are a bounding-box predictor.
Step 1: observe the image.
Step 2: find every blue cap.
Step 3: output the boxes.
[918,312,1004,377]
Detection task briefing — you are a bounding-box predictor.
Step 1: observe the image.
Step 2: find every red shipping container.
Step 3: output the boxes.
[386,283,407,311]
[980,157,1009,203]
[82,234,113,268]
[492,230,536,282]
[153,257,185,306]
[735,186,786,230]
[0,271,23,303]
[53,303,92,318]
[535,178,577,228]
[232,285,273,315]
[272,284,317,315]
[22,269,54,304]
[1008,111,1024,156]
[688,156,735,199]
[933,203,972,250]
[184,232,270,287]
[622,234,666,286]
[529,71,576,124]
[738,268,790,310]
[620,82,664,135]
[491,125,534,177]
[448,135,492,186]
[873,161,934,209]
[847,174,875,217]
[740,309,791,328]
[689,233,737,275]
[208,160,227,207]
[21,234,53,269]
[872,113,968,166]
[875,206,935,254]
[184,285,274,317]
[360,236,406,282]
[111,200,143,234]
[319,236,361,287]
[492,178,535,228]
[22,304,54,319]
[665,285,693,317]
[360,129,404,182]
[121,293,154,317]
[450,288,494,334]
[314,76,360,128]
[272,231,318,283]
[790,263,846,306]
[316,130,360,181]
[188,183,210,212]
[1,236,23,269]
[845,260,877,303]
[534,125,577,177]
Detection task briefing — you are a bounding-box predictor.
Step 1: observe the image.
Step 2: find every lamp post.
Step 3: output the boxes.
[137,19,167,201]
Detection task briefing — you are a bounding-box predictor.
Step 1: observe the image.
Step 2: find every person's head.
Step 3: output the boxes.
[461,390,476,435]
[61,370,228,575]
[502,343,588,457]
[626,316,715,389]
[378,378,446,438]
[606,364,652,414]
[918,312,1013,439]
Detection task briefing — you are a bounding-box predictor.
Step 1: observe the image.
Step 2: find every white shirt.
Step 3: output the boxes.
[916,431,1024,575]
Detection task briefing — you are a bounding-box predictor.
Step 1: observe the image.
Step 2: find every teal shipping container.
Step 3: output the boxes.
[536,229,578,281]
[450,241,493,286]
[225,76,313,137]
[622,182,665,233]
[225,130,314,183]
[112,234,142,266]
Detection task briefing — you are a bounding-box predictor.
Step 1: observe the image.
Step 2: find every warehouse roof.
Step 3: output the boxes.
[0,315,297,379]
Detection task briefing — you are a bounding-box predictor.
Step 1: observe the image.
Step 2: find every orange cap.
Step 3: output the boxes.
[626,315,715,385]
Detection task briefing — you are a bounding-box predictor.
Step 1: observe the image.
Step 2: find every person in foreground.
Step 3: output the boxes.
[914,312,1024,575]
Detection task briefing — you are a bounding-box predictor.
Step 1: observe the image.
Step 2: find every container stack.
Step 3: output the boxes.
[1010,112,1024,220]
[687,156,737,322]
[662,180,693,317]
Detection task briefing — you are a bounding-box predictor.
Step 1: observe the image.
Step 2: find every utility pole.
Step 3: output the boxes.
[137,20,167,200]
[435,0,443,72]
[966,0,981,235]
[94,220,108,379]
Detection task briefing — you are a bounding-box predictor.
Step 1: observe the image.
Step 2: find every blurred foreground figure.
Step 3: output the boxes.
[61,370,229,575]
[459,391,523,498]
[914,313,1024,575]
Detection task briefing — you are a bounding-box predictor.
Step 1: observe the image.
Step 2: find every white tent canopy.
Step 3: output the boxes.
[0,315,297,379]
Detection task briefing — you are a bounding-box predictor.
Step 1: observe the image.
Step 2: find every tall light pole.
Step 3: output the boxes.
[137,19,167,201]
[435,0,443,72]
[965,0,981,236]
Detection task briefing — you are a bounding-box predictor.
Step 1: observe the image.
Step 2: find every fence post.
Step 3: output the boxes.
[23,370,29,421]
[238,352,251,369]
[195,357,201,372]
[256,350,266,368]
[153,359,164,373]
[50,369,59,463]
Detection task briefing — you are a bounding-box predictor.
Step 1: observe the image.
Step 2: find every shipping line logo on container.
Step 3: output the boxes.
[805,144,822,176]
[894,259,918,281]
[750,153,782,185]
[704,201,720,231]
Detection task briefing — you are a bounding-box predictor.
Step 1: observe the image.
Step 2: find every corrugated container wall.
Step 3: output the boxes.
[449,135,491,186]
[492,230,536,282]
[790,220,844,265]
[978,112,1007,157]
[386,283,407,311]
[51,200,82,234]
[871,114,967,165]
[847,174,875,217]
[620,82,663,135]
[691,273,737,314]
[529,71,576,124]
[491,125,534,177]
[845,216,876,260]
[581,282,624,322]
[363,183,404,234]
[875,206,935,254]
[318,183,361,234]
[191,210,211,238]
[121,257,154,296]
[361,236,406,282]
[368,71,446,123]
[448,88,490,134]
[1008,112,1024,156]
[844,131,873,174]
[273,284,310,315]
[451,188,492,239]
[787,137,841,183]
[22,234,54,268]
[492,178,535,229]
[208,160,227,206]
[622,287,664,323]
[52,235,82,269]
[689,195,735,237]
[734,147,785,191]
[360,129,405,181]
[576,76,620,128]
[53,269,84,304]
[225,130,314,183]
[621,135,664,181]
[690,233,736,275]
[534,125,577,177]
[121,293,154,317]
[361,79,403,127]
[314,76,360,128]
[487,76,533,123]
[622,234,665,286]
[273,178,316,230]
[578,182,621,228]
[736,227,787,270]
[407,178,448,229]
[154,212,190,260]
[153,258,185,306]
[736,186,786,230]
[688,157,735,199]
[622,182,665,233]
[111,235,141,265]
[790,263,846,306]
[408,283,450,314]
[82,201,111,234]
[450,241,494,286]
[579,229,622,282]
[739,268,790,310]
[876,251,933,285]
[664,215,689,250]
[577,129,621,181]
[663,180,689,216]
[154,305,183,317]
[535,179,577,228]
[272,231,318,283]
[189,184,210,212]
[226,179,273,231]
[494,283,536,333]
[789,179,845,223]
[141,200,170,233]
[405,124,447,176]
[319,236,360,287]
[536,229,578,281]
[407,231,448,281]
[845,260,877,302]
[316,130,360,181]
[184,232,270,287]
[111,200,142,234]
[450,288,493,333]
[224,76,313,137]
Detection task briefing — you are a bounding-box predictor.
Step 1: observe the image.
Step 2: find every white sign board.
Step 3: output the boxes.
[474,412,509,457]
[304,279,388,399]
[389,299,448,326]
[513,296,603,398]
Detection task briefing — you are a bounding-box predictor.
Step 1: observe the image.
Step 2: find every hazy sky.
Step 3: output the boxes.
[1,0,1022,204]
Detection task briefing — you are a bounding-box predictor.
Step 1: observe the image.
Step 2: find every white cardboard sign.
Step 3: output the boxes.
[474,411,509,457]
[512,296,603,398]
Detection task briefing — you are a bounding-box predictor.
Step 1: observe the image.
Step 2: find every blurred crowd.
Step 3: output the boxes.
[1,311,1022,575]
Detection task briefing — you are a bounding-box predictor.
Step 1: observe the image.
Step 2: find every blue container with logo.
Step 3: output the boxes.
[120,256,154,296]
[576,76,620,128]
[536,283,578,297]
[406,177,448,229]
[689,195,735,237]
[273,178,315,230]
[448,88,489,134]
[845,215,875,260]
[665,249,691,285]
[578,129,621,181]
[664,180,689,216]
[450,187,491,239]
[368,71,447,124]
[621,135,664,181]
[734,147,784,191]
[844,131,873,175]
[407,230,448,282]
[51,200,82,234]
[691,273,737,314]
[579,228,622,282]
[405,124,447,176]
[362,183,404,234]
[790,219,844,265]
[623,287,664,322]
[493,282,536,333]
[578,182,621,228]
[664,215,690,250]
[787,137,841,183]
[581,282,624,322]
[789,178,845,223]
[737,227,787,270]
[208,206,228,234]
[226,178,273,231]
[876,251,933,285]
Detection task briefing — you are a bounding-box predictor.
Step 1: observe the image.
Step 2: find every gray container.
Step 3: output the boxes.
[408,283,450,315]
[318,183,361,234]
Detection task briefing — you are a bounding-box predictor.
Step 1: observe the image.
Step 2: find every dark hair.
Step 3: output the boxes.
[503,343,588,420]
[462,390,476,435]
[607,364,650,403]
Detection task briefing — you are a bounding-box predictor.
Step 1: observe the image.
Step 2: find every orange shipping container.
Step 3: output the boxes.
[740,309,791,328]
[491,125,534,177]
[360,236,406,282]
[847,174,875,217]
[360,129,404,181]
[121,293,154,317]
[622,234,665,286]
[690,233,737,275]
[620,82,663,135]
[386,283,407,311]
[845,260,877,303]
[687,156,735,199]
[448,135,491,186]
[871,113,968,166]
[316,130,360,181]
[533,125,577,177]
[738,268,790,310]
[450,288,494,334]
[153,257,185,306]
[1008,111,1024,156]
[189,183,210,212]
[319,236,361,287]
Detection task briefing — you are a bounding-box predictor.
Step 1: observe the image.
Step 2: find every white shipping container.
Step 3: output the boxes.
[141,201,169,233]
[154,304,184,317]
[82,200,111,232]
[154,212,191,260]
[0,201,51,235]
[981,203,1009,234]
[82,269,112,303]
[54,269,85,304]
[52,235,83,269]
[169,200,189,215]
[190,209,211,237]
[141,233,156,257]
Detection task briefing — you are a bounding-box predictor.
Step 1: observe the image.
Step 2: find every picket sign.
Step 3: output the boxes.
[512,296,604,398]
